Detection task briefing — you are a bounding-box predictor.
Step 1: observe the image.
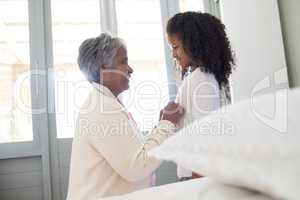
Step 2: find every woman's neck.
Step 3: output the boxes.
[100,82,121,97]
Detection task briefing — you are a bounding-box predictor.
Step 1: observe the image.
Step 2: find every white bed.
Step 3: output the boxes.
[103,178,272,200]
[104,88,300,200]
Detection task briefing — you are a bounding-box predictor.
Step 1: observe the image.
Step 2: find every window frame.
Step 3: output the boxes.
[0,0,49,158]
[0,0,52,199]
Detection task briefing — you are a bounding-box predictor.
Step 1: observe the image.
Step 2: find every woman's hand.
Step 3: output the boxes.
[192,172,202,179]
[160,101,184,125]
[179,172,203,181]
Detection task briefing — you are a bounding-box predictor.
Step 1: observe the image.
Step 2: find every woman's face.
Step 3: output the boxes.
[101,47,133,96]
[167,34,192,71]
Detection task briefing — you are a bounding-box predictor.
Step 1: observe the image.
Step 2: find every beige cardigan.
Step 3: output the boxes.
[67,84,176,199]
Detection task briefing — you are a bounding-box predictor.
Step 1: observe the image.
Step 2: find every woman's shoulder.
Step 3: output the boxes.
[78,88,125,118]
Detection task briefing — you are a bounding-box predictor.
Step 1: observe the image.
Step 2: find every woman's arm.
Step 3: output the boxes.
[85,106,180,182]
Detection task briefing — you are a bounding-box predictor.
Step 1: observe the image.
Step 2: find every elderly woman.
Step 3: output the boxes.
[66,33,184,199]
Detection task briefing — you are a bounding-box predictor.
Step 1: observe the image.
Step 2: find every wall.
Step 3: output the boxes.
[278,0,300,88]
[0,157,43,200]
[219,0,288,102]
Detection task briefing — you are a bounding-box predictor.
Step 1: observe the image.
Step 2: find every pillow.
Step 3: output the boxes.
[149,88,300,200]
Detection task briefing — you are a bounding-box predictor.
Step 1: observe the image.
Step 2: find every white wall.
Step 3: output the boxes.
[220,0,288,102]
[278,0,300,88]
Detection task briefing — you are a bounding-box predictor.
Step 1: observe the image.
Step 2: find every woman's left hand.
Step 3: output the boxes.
[192,172,202,179]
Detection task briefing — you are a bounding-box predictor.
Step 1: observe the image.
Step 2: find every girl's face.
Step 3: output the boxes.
[167,34,192,71]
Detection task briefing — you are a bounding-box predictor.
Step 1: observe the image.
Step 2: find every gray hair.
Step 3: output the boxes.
[78,33,126,83]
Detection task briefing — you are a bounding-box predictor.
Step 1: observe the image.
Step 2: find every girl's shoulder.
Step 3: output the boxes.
[181,68,218,91]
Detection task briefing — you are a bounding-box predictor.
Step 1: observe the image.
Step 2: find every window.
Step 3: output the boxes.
[116,0,169,132]
[179,0,204,12]
[0,0,207,142]
[51,0,101,138]
[0,0,32,143]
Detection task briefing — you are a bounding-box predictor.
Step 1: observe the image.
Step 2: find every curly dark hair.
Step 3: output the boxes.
[167,11,235,101]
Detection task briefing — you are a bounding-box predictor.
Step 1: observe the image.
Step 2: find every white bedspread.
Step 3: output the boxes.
[102,178,273,200]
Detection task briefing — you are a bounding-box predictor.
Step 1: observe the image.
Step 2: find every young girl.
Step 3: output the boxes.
[166,11,235,181]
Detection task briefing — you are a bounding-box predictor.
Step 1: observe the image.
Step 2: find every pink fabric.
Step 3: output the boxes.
[150,173,156,186]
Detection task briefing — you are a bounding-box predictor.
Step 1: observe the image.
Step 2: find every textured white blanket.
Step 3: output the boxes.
[102,178,272,200]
